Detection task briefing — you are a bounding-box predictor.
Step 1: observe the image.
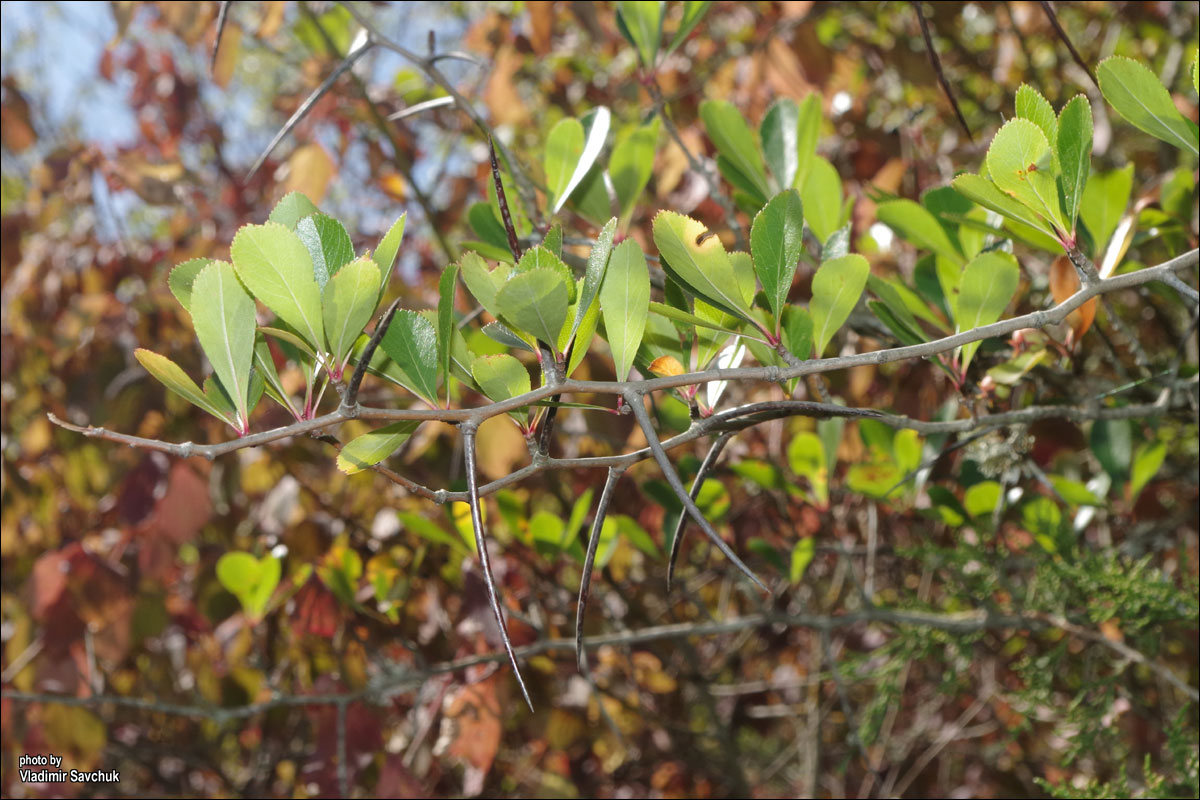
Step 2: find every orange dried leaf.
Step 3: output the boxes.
[1050,255,1096,343]
[648,355,686,377]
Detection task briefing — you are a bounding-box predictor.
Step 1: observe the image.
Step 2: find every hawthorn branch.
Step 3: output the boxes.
[668,431,735,591]
[576,465,625,674]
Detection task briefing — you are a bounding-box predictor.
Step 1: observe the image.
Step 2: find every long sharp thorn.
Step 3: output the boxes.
[246,41,371,182]
[343,299,401,410]
[462,425,534,712]
[211,1,232,75]
[912,1,973,142]
[667,432,735,592]
[1038,0,1099,88]
[627,395,769,594]
[575,467,623,674]
[488,138,523,261]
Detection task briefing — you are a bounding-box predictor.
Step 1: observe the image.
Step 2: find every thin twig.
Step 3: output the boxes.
[343,299,401,411]
[1038,0,1099,88]
[211,1,233,75]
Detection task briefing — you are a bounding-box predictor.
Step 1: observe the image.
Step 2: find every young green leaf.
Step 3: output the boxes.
[780,305,814,361]
[372,212,407,297]
[570,217,617,344]
[495,268,570,348]
[297,213,354,290]
[1014,84,1058,152]
[514,246,577,304]
[566,287,601,377]
[1128,439,1166,501]
[545,118,584,214]
[437,263,460,405]
[467,202,514,262]
[337,420,422,474]
[652,211,754,321]
[267,191,319,230]
[616,0,664,68]
[168,258,209,312]
[985,119,1068,237]
[1091,418,1132,482]
[798,155,843,243]
[876,199,963,266]
[951,173,1061,242]
[471,354,531,402]
[380,310,439,405]
[955,251,1020,373]
[610,119,660,224]
[216,552,281,620]
[1097,56,1199,156]
[1079,165,1133,255]
[665,0,713,57]
[600,238,650,381]
[191,261,256,430]
[790,538,816,584]
[458,251,510,321]
[810,254,869,356]
[787,431,828,507]
[482,321,535,353]
[751,189,804,325]
[231,222,325,352]
[1057,95,1093,234]
[321,256,381,371]
[761,98,800,192]
[793,93,821,190]
[700,99,771,199]
[134,348,234,425]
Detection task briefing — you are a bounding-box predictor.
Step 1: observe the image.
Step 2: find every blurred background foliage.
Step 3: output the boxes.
[1,1,1198,797]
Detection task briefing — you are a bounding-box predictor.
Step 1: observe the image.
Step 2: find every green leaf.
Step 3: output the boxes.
[951,173,1061,242]
[665,0,713,56]
[867,274,925,336]
[610,119,660,224]
[254,340,296,416]
[792,94,821,190]
[168,258,209,312]
[846,461,903,499]
[616,0,664,68]
[1090,418,1133,484]
[1022,496,1064,553]
[985,119,1067,237]
[216,552,281,620]
[482,321,535,353]
[892,429,921,476]
[371,212,407,297]
[380,310,439,404]
[471,354,531,402]
[1080,165,1133,256]
[700,99,770,199]
[653,211,754,321]
[495,268,570,348]
[798,155,843,242]
[467,202,514,262]
[600,238,650,381]
[615,514,660,559]
[571,217,617,344]
[1097,56,1199,156]
[787,431,828,507]
[790,538,815,584]
[397,511,470,555]
[514,246,577,305]
[191,261,256,430]
[259,325,316,361]
[1128,439,1165,501]
[458,251,509,321]
[1048,475,1102,506]
[1014,84,1058,153]
[321,256,381,370]
[761,98,800,192]
[751,189,805,323]
[963,481,1002,518]
[1056,96,1093,234]
[648,301,749,338]
[437,263,459,404]
[810,254,869,356]
[336,421,422,474]
[566,282,602,377]
[955,251,1020,373]
[135,348,234,425]
[230,222,325,352]
[296,213,354,291]
[544,117,589,215]
[876,199,963,265]
[780,306,814,361]
[267,191,319,230]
